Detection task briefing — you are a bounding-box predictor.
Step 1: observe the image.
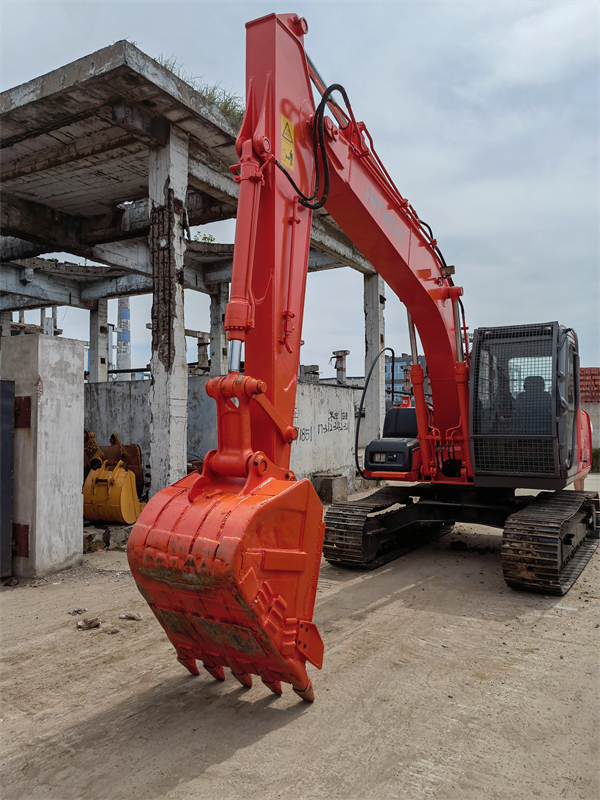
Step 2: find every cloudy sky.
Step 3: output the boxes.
[2,0,598,373]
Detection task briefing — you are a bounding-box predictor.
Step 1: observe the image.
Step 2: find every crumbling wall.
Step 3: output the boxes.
[85,375,217,470]
[291,383,356,490]
[85,379,356,489]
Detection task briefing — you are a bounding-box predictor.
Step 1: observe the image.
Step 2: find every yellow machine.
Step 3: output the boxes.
[83,458,145,525]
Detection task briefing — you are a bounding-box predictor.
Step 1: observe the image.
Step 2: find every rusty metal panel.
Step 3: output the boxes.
[13,524,29,558]
[14,395,31,428]
[1,381,15,577]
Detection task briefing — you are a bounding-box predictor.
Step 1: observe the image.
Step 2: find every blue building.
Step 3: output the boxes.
[384,353,430,406]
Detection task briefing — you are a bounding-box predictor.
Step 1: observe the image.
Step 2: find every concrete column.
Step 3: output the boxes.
[209,282,229,376]
[89,299,108,382]
[117,297,132,379]
[1,311,12,337]
[42,308,55,336]
[197,332,210,369]
[148,125,189,495]
[363,273,386,444]
[2,335,84,578]
[333,350,350,385]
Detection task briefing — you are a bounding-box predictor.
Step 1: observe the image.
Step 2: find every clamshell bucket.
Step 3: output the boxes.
[127,461,325,700]
[83,459,145,525]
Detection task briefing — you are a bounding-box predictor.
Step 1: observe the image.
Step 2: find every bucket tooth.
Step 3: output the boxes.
[232,670,253,688]
[262,678,283,695]
[177,656,199,676]
[292,679,315,702]
[203,664,226,681]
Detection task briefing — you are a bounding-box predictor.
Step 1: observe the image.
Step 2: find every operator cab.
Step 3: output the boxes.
[364,406,420,472]
[470,321,579,489]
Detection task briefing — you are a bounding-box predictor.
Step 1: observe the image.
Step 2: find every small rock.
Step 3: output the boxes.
[68,608,88,616]
[77,617,101,630]
[101,628,120,635]
[119,611,143,621]
[449,540,468,551]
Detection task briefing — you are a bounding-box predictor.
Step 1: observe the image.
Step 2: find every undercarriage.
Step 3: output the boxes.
[324,485,599,595]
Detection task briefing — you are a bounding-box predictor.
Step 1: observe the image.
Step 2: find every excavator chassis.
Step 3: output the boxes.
[324,485,598,594]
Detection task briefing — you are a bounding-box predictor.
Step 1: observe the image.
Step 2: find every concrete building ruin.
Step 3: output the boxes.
[0,41,387,576]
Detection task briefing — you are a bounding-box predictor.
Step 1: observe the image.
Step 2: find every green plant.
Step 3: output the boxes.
[154,54,244,125]
[193,232,216,243]
[592,448,600,473]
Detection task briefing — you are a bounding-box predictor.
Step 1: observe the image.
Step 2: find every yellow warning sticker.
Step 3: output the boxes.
[281,114,295,172]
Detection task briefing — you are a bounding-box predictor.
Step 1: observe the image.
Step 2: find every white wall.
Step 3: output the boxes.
[291,383,356,489]
[1,335,84,578]
[85,378,357,491]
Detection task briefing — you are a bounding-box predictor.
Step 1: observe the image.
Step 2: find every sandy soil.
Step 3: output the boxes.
[1,489,599,800]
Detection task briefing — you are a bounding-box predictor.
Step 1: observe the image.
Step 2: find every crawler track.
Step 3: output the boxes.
[502,490,599,595]
[323,487,452,570]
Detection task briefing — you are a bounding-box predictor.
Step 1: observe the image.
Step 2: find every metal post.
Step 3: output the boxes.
[453,300,464,362]
[333,349,350,385]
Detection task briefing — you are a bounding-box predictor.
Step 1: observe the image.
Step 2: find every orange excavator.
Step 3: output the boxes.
[128,13,597,701]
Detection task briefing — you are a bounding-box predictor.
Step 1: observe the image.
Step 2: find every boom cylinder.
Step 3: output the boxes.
[411,363,432,478]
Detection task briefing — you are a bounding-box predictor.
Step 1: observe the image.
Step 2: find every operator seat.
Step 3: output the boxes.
[364,406,420,473]
[510,375,552,435]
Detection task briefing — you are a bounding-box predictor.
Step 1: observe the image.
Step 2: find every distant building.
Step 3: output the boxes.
[385,353,430,405]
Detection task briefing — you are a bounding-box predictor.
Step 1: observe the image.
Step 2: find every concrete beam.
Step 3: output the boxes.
[188,141,239,206]
[0,128,140,183]
[15,257,128,279]
[90,240,152,275]
[0,262,84,307]
[0,295,57,312]
[80,273,152,301]
[307,250,344,272]
[363,273,386,445]
[1,192,83,251]
[310,214,375,275]
[95,101,169,148]
[148,125,189,494]
[1,236,49,262]
[1,191,227,255]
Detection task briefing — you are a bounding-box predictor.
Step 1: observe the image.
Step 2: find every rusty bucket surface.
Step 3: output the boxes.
[127,465,325,700]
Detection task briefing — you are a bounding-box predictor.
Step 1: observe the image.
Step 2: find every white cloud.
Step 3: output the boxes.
[491,2,598,88]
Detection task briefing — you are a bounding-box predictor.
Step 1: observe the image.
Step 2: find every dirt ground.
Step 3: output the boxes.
[1,479,599,800]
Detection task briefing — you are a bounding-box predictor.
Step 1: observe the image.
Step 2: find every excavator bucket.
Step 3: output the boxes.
[84,429,145,498]
[127,464,325,700]
[83,459,145,525]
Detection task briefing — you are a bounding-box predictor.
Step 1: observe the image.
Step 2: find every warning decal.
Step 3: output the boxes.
[281,114,295,171]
